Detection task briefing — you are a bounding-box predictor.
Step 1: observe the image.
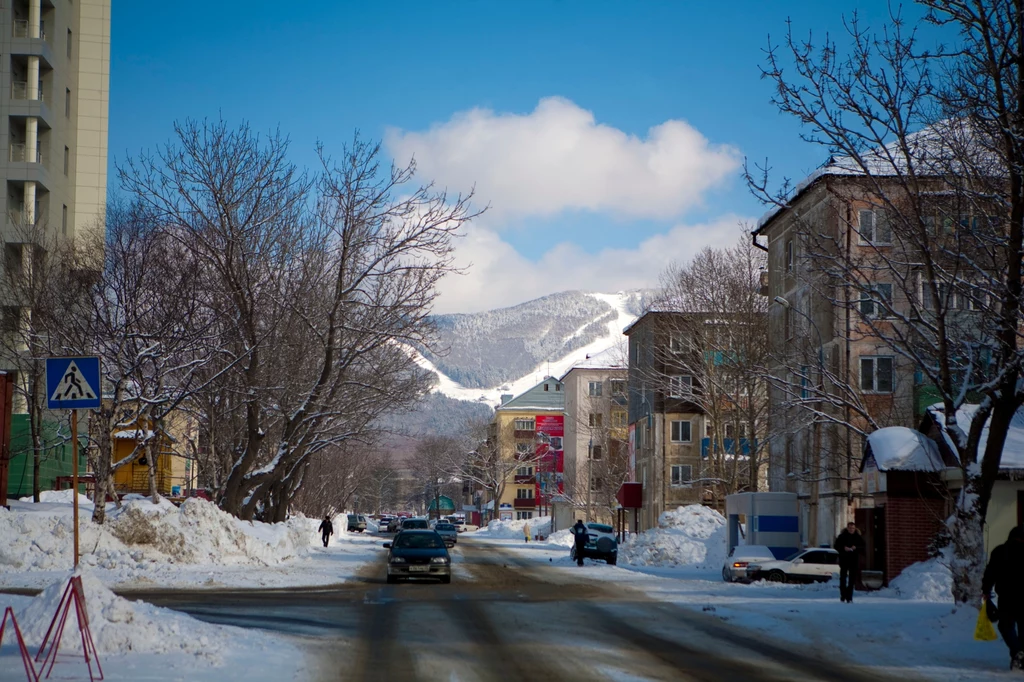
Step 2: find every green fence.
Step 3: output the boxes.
[5,413,83,499]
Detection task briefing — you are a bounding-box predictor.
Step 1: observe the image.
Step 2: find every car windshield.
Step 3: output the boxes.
[782,550,804,562]
[404,520,427,528]
[587,523,614,533]
[394,533,445,549]
[436,524,455,531]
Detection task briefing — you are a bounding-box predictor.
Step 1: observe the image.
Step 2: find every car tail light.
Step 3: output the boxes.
[733,562,749,568]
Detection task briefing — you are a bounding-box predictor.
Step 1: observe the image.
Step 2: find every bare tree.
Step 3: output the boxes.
[747,2,1024,603]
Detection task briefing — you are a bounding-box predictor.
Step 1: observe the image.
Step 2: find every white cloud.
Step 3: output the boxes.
[386,97,740,224]
[433,215,751,314]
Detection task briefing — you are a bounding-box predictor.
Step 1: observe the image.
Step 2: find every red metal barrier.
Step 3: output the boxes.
[0,606,38,682]
[34,576,103,681]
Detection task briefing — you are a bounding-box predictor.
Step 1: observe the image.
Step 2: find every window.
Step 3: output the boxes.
[516,488,534,499]
[800,365,810,399]
[669,375,693,398]
[670,420,692,443]
[544,383,549,391]
[610,380,626,396]
[590,477,604,492]
[785,239,793,272]
[61,204,67,236]
[67,29,72,59]
[591,444,603,460]
[725,423,735,439]
[65,88,71,117]
[516,511,533,520]
[859,283,893,318]
[514,419,535,432]
[671,465,692,486]
[784,306,793,340]
[588,381,603,397]
[63,146,69,175]
[589,413,603,428]
[555,384,561,391]
[858,209,892,244]
[669,333,684,353]
[611,410,627,428]
[515,442,532,455]
[860,356,894,393]
[516,466,533,476]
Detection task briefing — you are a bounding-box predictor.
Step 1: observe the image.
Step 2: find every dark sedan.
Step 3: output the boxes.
[383,530,452,584]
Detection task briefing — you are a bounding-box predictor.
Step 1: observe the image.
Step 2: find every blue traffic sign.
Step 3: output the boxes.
[46,357,101,410]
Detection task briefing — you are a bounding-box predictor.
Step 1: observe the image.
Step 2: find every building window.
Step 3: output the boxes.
[515,442,532,456]
[588,381,603,397]
[610,380,626,396]
[63,146,69,175]
[860,356,894,393]
[591,477,604,492]
[611,410,627,428]
[784,306,793,340]
[544,383,549,391]
[589,413,603,428]
[555,383,561,391]
[65,88,71,117]
[858,209,892,244]
[669,333,684,353]
[516,488,534,499]
[725,423,735,439]
[859,283,893,318]
[671,465,692,486]
[785,239,793,272]
[591,444,603,460]
[516,466,533,476]
[670,420,692,443]
[67,29,72,59]
[514,419,535,431]
[61,204,67,236]
[669,375,693,398]
[516,511,533,520]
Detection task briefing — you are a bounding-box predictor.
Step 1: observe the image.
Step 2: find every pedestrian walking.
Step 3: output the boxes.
[318,515,334,548]
[523,521,531,543]
[572,519,588,566]
[983,525,1024,671]
[834,521,864,603]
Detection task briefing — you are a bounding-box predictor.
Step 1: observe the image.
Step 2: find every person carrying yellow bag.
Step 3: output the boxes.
[982,525,1024,670]
[976,606,999,642]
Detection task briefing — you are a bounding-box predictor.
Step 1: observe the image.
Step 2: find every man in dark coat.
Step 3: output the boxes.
[572,519,588,566]
[318,515,334,548]
[834,521,864,603]
[983,525,1024,671]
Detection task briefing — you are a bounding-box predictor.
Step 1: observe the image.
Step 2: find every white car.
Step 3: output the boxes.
[722,545,777,582]
[746,548,841,584]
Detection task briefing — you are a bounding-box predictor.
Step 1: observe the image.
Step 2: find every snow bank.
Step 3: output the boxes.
[477,516,552,539]
[20,489,94,507]
[886,556,953,602]
[17,573,233,660]
[619,505,727,569]
[0,496,312,573]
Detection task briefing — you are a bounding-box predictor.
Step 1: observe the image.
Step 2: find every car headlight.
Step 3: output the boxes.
[430,556,450,564]
[389,557,407,564]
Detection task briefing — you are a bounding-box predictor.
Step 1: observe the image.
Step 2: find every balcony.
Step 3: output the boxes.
[513,498,536,509]
[513,429,535,439]
[11,81,44,102]
[9,144,42,164]
[513,475,536,484]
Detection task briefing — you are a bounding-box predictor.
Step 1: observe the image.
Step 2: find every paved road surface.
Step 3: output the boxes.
[129,537,910,682]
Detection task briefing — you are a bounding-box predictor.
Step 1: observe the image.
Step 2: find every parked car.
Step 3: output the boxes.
[376,516,393,532]
[722,545,778,582]
[450,519,466,533]
[383,530,451,584]
[347,514,367,533]
[401,518,429,531]
[433,523,458,546]
[569,522,618,565]
[746,548,841,584]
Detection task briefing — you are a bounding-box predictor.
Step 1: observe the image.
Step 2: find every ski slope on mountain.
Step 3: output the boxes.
[413,291,637,406]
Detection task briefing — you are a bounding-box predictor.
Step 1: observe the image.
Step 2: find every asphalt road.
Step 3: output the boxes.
[127,537,911,682]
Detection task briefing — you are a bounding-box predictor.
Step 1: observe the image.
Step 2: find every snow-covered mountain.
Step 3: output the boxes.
[414,291,646,407]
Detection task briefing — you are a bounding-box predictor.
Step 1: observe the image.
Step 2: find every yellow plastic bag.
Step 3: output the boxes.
[974,608,999,641]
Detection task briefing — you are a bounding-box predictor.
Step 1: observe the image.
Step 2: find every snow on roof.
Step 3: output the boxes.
[112,429,156,441]
[928,404,1024,470]
[866,427,945,472]
[559,347,626,379]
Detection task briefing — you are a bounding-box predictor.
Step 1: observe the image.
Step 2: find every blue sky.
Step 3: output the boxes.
[111,1,934,313]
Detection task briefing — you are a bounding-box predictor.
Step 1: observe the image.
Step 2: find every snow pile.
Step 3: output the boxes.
[546,528,576,548]
[20,489,94,507]
[619,505,727,569]
[477,516,552,539]
[0,496,312,573]
[17,573,233,659]
[886,556,953,602]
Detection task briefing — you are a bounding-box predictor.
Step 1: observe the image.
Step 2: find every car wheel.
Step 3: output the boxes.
[767,570,787,583]
[722,567,732,582]
[440,575,451,584]
[606,555,617,566]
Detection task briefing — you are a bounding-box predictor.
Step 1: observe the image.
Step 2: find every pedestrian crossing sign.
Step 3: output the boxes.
[46,357,101,410]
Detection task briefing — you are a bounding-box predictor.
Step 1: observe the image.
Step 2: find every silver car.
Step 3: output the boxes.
[722,545,777,582]
[433,522,458,546]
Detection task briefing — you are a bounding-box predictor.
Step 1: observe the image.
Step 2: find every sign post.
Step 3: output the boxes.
[45,357,101,569]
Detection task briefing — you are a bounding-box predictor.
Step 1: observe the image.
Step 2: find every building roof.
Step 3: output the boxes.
[927,404,1024,470]
[496,376,565,412]
[864,427,945,472]
[558,347,626,380]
